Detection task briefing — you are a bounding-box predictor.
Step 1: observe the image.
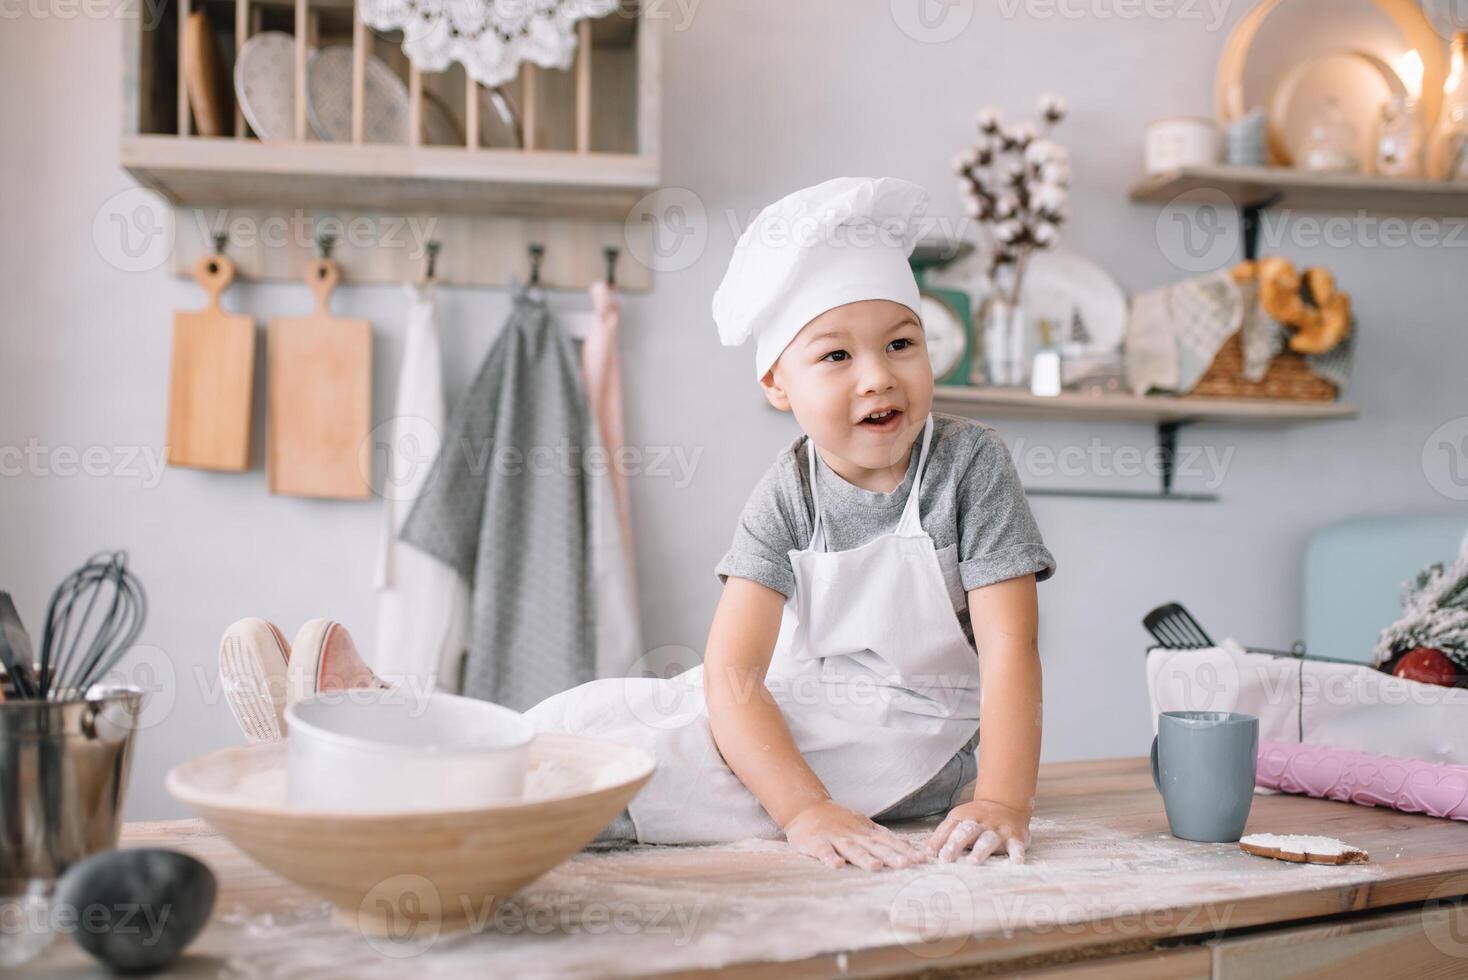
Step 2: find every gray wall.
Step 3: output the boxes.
[2,2,1463,820]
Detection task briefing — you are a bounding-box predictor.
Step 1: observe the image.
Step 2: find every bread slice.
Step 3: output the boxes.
[1239,833,1368,865]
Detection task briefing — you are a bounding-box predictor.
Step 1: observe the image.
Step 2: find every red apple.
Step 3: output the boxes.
[1392,647,1460,688]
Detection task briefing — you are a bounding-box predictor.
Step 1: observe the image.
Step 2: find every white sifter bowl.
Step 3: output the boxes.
[284,689,534,812]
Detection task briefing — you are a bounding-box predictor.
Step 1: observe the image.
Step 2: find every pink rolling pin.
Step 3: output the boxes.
[1256,740,1468,822]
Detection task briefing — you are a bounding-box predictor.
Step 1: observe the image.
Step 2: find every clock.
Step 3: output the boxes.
[920,292,967,382]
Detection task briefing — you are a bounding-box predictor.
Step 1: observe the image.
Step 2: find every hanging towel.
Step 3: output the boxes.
[400,286,597,710]
[583,281,636,584]
[373,283,469,693]
[581,281,643,678]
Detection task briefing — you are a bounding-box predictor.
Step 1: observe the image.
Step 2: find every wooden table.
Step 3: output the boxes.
[25,758,1468,978]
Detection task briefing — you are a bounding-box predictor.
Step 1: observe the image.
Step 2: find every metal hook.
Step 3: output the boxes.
[212,232,228,256]
[316,233,337,261]
[424,240,441,282]
[527,243,544,287]
[603,246,619,287]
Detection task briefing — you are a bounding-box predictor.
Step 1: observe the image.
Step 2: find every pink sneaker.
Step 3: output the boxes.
[287,619,389,705]
[218,618,292,742]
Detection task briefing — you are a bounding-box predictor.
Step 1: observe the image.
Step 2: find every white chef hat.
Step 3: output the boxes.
[711,177,930,380]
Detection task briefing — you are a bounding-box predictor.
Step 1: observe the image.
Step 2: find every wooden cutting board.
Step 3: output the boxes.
[166,253,256,471]
[267,260,372,499]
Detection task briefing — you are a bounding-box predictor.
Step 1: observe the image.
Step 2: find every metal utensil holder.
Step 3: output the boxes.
[0,686,144,896]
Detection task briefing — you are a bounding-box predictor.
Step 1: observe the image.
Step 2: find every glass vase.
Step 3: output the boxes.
[1429,31,1468,182]
[980,299,1029,387]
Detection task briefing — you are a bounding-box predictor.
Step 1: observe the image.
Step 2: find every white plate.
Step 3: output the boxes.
[1020,251,1128,354]
[1269,50,1402,172]
[234,32,301,141]
[925,248,1127,355]
[921,293,965,381]
[307,45,410,144]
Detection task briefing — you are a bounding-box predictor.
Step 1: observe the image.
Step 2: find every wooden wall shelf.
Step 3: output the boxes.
[1129,165,1468,218]
[121,1,661,290]
[121,136,658,220]
[934,385,1358,426]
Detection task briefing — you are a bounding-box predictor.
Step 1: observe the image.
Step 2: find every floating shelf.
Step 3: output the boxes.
[1129,165,1468,219]
[934,387,1357,502]
[933,386,1358,426]
[120,136,659,220]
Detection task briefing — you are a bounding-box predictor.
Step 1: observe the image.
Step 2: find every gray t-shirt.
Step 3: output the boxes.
[715,412,1056,646]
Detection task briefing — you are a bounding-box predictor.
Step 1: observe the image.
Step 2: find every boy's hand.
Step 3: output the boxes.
[783,800,930,871]
[925,799,1031,864]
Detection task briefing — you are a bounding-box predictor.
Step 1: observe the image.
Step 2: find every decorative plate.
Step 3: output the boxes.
[1020,251,1128,354]
[234,32,301,142]
[306,45,410,144]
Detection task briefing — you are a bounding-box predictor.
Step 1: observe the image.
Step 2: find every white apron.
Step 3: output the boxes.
[524,413,981,844]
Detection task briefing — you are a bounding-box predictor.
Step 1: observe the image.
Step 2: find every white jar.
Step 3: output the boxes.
[1145,118,1222,174]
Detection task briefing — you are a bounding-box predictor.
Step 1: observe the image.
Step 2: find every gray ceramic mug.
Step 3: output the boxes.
[1150,711,1259,843]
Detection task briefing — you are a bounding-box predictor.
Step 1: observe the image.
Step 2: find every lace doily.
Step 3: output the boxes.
[361,0,622,88]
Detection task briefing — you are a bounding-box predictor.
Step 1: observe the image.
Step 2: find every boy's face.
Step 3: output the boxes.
[760,299,933,476]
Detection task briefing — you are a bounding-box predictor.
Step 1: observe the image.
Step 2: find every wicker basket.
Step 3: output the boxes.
[1188,333,1337,402]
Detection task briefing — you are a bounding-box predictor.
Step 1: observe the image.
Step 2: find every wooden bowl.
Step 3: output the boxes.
[166,734,653,934]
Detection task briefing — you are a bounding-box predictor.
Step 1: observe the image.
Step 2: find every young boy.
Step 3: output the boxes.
[524,177,1055,870]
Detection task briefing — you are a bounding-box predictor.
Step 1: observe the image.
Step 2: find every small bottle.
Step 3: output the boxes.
[1301,97,1360,174]
[1374,95,1423,177]
[1030,318,1062,397]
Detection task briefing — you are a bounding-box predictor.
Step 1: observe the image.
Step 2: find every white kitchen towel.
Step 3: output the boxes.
[1126,270,1242,395]
[399,284,597,710]
[373,283,469,693]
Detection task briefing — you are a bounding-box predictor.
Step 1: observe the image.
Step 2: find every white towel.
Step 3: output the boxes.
[373,283,469,693]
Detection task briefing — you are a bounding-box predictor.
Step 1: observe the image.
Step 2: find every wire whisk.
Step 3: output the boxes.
[36,551,147,700]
